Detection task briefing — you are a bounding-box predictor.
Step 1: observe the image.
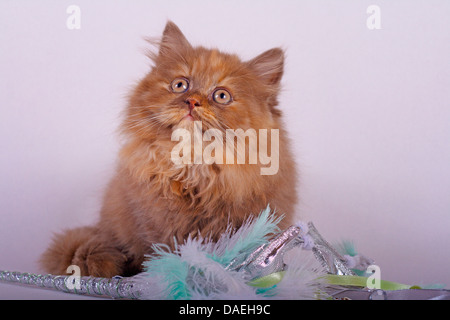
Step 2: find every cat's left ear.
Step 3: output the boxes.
[247,48,284,86]
[159,21,192,57]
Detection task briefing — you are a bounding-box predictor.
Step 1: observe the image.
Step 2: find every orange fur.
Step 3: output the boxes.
[40,22,298,277]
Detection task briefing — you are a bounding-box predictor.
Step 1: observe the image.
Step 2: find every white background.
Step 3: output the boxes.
[0,0,449,297]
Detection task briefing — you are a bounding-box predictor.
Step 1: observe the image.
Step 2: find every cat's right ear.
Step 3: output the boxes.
[158,21,192,58]
[247,48,284,87]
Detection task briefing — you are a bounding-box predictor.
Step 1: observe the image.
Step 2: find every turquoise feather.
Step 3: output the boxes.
[141,206,282,299]
[335,240,367,276]
[210,206,282,265]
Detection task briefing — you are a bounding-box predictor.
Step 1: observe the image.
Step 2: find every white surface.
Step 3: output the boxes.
[0,0,449,299]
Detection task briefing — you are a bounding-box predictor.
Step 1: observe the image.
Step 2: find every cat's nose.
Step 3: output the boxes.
[185,97,201,110]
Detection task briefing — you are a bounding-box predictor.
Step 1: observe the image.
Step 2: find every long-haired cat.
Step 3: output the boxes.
[40,21,298,277]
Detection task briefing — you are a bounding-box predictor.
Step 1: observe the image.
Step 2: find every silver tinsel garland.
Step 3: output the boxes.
[0,270,139,299]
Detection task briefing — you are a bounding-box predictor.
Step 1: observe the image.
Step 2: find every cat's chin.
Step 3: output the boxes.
[174,116,196,131]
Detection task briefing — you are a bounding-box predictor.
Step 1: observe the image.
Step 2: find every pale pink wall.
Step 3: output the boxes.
[0,0,449,292]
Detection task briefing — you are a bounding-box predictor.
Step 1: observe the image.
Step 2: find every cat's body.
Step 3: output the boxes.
[40,22,298,277]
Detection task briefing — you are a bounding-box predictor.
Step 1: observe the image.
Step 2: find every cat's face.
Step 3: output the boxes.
[124,21,284,141]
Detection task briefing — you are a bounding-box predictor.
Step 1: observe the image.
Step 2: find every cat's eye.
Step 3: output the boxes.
[213,88,232,105]
[170,78,189,93]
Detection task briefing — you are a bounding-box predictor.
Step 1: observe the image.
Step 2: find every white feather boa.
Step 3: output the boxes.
[132,207,328,300]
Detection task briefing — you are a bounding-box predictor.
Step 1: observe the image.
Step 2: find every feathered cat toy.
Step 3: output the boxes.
[1,207,449,299]
[0,207,358,299]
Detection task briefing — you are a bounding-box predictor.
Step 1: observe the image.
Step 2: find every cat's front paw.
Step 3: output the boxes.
[72,243,128,278]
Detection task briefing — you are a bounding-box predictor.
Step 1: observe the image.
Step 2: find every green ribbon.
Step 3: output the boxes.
[248,271,286,288]
[325,274,417,291]
[248,272,418,291]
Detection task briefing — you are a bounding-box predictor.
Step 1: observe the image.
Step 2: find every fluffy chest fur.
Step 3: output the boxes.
[110,136,279,248]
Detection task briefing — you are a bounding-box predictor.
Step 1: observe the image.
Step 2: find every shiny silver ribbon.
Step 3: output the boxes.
[226,222,355,280]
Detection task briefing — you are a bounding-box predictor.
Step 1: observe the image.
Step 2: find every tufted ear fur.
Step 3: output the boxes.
[158,21,192,58]
[247,48,284,86]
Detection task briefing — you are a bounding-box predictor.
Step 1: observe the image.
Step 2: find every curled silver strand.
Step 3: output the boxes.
[226,225,303,279]
[226,222,355,279]
[306,222,355,276]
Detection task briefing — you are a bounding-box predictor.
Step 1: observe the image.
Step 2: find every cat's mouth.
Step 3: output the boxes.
[175,109,218,134]
[183,111,195,121]
[180,106,202,123]
[174,106,223,133]
[175,109,200,129]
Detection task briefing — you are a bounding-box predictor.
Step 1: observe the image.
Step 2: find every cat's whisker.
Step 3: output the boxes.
[197,112,227,133]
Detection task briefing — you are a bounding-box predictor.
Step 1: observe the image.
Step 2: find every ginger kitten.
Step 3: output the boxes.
[40,21,298,277]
